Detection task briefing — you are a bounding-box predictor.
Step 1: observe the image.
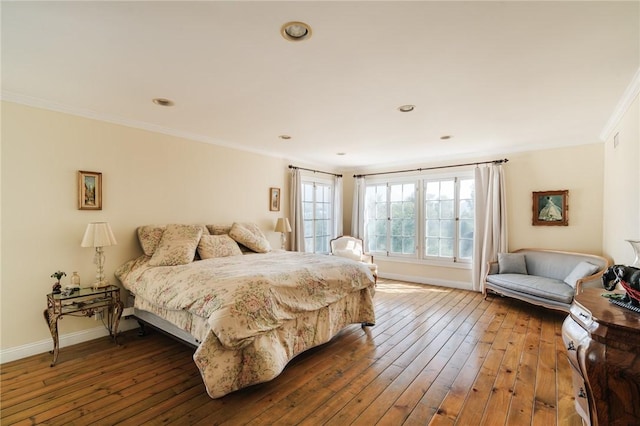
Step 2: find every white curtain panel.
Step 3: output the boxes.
[333,175,343,237]
[289,168,305,252]
[473,164,508,292]
[351,176,366,238]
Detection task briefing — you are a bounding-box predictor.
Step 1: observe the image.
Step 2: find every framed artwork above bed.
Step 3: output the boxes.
[270,187,280,211]
[78,170,102,210]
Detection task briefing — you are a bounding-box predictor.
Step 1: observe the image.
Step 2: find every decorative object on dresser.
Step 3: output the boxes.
[77,170,102,210]
[562,287,640,425]
[274,217,292,250]
[626,239,640,267]
[81,222,117,289]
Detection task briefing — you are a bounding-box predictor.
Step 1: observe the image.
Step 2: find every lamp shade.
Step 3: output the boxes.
[274,218,292,233]
[81,222,117,248]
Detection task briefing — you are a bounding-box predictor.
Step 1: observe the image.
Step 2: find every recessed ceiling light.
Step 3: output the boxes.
[281,21,312,42]
[336,152,346,156]
[440,135,453,140]
[398,105,415,112]
[152,98,174,107]
[279,135,292,140]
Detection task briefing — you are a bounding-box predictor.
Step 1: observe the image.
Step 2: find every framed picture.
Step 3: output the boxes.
[532,190,568,226]
[78,170,102,210]
[270,187,280,211]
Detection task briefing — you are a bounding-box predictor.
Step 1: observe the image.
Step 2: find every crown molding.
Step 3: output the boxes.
[600,67,640,142]
[0,90,289,162]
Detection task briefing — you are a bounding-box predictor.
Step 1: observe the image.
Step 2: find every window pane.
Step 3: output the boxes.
[460,179,474,200]
[441,220,454,238]
[441,180,454,199]
[426,201,439,218]
[426,219,439,237]
[459,238,473,259]
[441,200,454,219]
[440,238,454,257]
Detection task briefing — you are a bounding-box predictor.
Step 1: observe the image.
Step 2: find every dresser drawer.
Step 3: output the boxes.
[562,315,589,370]
[569,362,591,424]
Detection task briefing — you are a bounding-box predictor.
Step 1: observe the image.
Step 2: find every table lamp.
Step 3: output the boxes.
[274,218,292,250]
[81,222,117,289]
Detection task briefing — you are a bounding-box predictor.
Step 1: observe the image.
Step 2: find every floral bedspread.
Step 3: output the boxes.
[115,251,376,397]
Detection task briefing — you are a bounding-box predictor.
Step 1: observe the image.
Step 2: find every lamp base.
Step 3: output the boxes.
[92,280,111,290]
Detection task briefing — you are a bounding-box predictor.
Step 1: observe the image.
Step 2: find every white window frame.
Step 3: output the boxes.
[301,174,335,254]
[363,170,474,266]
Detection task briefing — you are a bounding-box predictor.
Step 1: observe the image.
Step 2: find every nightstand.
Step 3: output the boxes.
[43,285,123,366]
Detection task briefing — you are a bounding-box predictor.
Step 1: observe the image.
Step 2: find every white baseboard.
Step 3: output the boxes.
[0,318,138,364]
[378,272,474,291]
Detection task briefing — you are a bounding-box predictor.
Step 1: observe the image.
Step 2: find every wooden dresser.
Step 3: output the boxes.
[562,288,640,425]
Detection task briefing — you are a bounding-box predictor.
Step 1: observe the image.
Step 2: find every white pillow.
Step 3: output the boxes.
[498,253,528,274]
[335,248,363,262]
[564,261,599,288]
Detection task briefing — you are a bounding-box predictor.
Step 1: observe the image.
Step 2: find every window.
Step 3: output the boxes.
[365,182,416,256]
[363,173,474,263]
[302,179,333,253]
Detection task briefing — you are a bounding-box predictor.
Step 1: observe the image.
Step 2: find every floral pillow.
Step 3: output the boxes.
[137,225,166,256]
[149,224,204,266]
[198,234,243,259]
[229,222,272,253]
[206,224,232,235]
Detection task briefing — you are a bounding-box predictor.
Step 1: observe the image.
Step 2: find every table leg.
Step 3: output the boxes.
[111,300,124,345]
[43,308,61,367]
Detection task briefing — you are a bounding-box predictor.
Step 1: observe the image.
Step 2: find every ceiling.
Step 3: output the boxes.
[2,1,639,170]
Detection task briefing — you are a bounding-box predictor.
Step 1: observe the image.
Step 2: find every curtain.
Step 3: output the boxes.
[289,168,305,252]
[333,175,343,237]
[351,176,365,238]
[472,164,507,292]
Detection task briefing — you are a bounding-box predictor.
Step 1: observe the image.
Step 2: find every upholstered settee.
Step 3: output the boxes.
[484,248,611,312]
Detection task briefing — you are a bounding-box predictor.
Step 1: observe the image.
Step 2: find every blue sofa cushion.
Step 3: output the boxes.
[498,252,528,274]
[486,273,574,304]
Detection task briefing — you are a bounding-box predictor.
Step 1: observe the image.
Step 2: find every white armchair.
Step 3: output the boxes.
[330,236,378,283]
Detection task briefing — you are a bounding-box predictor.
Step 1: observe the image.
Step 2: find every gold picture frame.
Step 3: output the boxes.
[532,190,568,226]
[78,170,102,210]
[270,187,280,211]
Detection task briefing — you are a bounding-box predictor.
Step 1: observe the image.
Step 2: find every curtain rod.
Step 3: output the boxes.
[353,158,508,178]
[288,165,342,178]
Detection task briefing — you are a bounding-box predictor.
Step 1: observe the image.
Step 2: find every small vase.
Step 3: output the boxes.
[626,240,640,268]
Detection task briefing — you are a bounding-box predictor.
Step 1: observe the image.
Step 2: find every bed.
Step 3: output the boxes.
[115,223,376,398]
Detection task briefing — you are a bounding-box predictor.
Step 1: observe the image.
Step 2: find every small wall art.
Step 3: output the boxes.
[532,190,568,226]
[270,187,280,211]
[78,170,102,210]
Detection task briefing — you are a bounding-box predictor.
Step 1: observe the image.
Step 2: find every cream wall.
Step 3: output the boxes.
[603,95,640,264]
[343,143,605,288]
[505,144,604,254]
[1,101,290,355]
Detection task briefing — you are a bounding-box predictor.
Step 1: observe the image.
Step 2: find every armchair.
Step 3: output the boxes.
[329,236,378,283]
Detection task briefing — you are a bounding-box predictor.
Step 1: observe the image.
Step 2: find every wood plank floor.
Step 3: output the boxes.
[1,279,582,425]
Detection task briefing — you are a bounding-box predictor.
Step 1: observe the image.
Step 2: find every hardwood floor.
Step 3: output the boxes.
[1,279,582,425]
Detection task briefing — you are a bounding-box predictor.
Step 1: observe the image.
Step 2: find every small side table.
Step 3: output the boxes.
[43,285,123,366]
